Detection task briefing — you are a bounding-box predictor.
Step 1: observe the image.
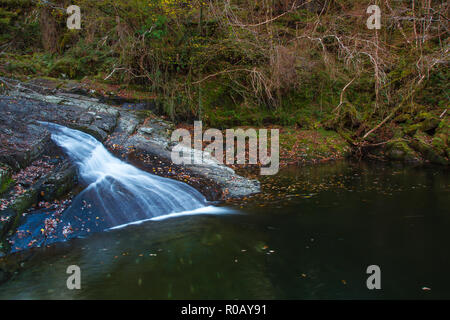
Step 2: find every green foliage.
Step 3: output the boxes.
[0,0,448,143]
[138,15,168,39]
[416,68,450,109]
[48,40,115,78]
[0,0,38,48]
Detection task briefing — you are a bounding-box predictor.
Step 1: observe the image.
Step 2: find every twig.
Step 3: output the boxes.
[333,77,356,112]
[104,67,126,81]
[190,68,256,85]
[230,0,306,28]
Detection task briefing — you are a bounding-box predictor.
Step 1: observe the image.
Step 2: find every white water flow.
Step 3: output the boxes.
[43,122,209,227]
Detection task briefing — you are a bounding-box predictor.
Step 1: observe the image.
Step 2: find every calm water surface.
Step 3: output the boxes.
[0,161,448,299]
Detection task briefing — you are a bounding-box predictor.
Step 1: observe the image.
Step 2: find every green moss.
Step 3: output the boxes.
[416,112,441,133]
[386,140,419,162]
[279,127,349,161]
[0,164,13,195]
[403,123,422,136]
[432,135,447,151]
[10,188,38,215]
[394,113,411,123]
[416,67,449,109]
[436,119,449,136]
[0,177,13,195]
[410,133,448,165]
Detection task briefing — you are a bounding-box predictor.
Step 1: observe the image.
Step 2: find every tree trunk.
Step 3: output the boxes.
[39,6,60,53]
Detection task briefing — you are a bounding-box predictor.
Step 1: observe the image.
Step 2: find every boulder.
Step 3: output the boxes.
[410,132,448,165]
[386,140,420,163]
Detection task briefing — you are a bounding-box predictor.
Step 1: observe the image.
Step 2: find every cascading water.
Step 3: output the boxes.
[47,123,207,225]
[10,123,228,251]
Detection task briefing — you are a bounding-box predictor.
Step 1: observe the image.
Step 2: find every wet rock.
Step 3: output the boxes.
[93,116,117,134]
[0,208,19,256]
[119,131,260,200]
[139,127,154,135]
[116,112,140,135]
[0,208,16,240]
[10,189,38,216]
[0,158,78,255]
[70,124,108,142]
[417,112,441,134]
[39,160,77,202]
[0,115,52,170]
[78,113,94,125]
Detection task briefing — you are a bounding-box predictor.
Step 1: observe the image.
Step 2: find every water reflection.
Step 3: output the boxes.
[0,161,449,299]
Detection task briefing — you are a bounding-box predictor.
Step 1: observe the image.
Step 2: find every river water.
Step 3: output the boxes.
[0,159,449,299]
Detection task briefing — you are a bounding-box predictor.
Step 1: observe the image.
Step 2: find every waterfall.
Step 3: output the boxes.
[9,123,232,252]
[44,123,207,227]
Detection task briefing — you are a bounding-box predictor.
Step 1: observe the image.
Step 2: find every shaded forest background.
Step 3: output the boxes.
[0,0,448,162]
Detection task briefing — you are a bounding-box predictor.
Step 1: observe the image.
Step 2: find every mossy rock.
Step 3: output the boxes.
[394,113,411,124]
[0,160,77,250]
[0,208,17,240]
[39,161,77,202]
[409,134,448,165]
[416,111,434,120]
[10,188,38,215]
[419,116,441,133]
[386,140,420,162]
[0,164,13,195]
[403,123,421,136]
[402,112,441,136]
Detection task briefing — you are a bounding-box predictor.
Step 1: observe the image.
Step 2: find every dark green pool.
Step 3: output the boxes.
[0,161,449,299]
